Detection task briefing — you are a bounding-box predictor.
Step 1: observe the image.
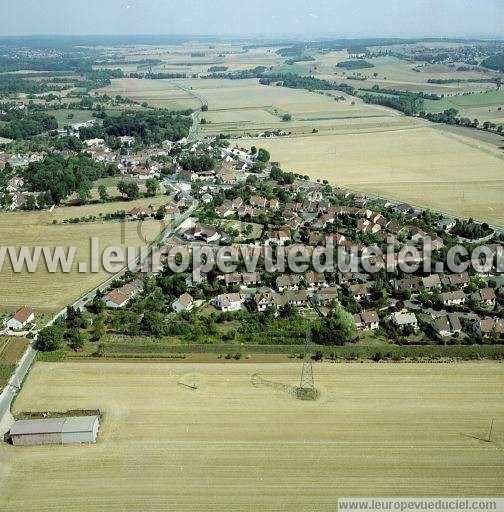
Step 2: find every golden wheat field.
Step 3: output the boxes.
[242,126,504,225]
[0,196,168,315]
[0,361,503,512]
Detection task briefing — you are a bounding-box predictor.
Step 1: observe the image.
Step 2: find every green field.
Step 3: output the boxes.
[45,109,95,127]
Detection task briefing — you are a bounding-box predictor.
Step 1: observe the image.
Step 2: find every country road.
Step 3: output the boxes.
[173,81,208,142]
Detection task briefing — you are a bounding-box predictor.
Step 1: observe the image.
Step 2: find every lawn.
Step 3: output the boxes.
[1,361,502,511]
[45,109,95,128]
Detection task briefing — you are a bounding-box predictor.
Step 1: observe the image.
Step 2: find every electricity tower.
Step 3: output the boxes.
[299,328,315,393]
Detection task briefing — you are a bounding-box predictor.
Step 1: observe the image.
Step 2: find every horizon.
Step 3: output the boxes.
[0,0,503,39]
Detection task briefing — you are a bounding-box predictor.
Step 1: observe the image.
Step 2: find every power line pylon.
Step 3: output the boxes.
[299,328,315,394]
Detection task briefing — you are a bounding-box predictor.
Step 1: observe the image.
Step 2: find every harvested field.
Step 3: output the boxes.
[242,126,504,225]
[102,78,201,110]
[0,196,168,315]
[1,361,503,511]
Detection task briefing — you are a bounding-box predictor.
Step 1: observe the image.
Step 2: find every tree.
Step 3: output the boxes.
[155,205,166,220]
[201,104,208,111]
[24,195,37,210]
[77,181,92,204]
[145,178,160,197]
[90,318,105,342]
[118,181,140,200]
[282,113,292,122]
[312,307,356,345]
[98,185,108,202]
[67,328,85,351]
[141,311,167,337]
[36,326,63,351]
[66,305,88,329]
[256,148,270,163]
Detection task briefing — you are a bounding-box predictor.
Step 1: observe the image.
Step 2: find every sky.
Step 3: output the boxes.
[0,0,503,38]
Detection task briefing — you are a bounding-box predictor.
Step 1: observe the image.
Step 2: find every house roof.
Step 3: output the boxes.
[473,288,496,302]
[476,317,504,334]
[422,274,441,288]
[176,293,193,308]
[12,306,34,324]
[391,312,417,325]
[432,313,461,332]
[10,415,99,436]
[361,310,379,324]
[276,275,301,287]
[441,290,466,301]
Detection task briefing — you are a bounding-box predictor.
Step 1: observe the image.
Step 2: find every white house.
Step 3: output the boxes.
[103,281,143,308]
[172,293,194,313]
[214,293,242,312]
[5,307,35,330]
[391,311,418,330]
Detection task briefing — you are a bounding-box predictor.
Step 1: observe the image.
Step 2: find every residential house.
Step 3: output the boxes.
[284,290,309,307]
[431,313,462,337]
[103,280,143,308]
[354,310,379,330]
[314,287,339,306]
[442,272,470,288]
[224,272,242,286]
[265,230,290,246]
[164,205,180,219]
[393,278,422,293]
[255,292,285,312]
[276,274,301,292]
[471,288,496,307]
[250,195,267,208]
[391,311,418,330]
[473,317,503,338]
[437,218,456,231]
[408,226,427,243]
[172,293,194,313]
[304,272,327,290]
[422,274,441,290]
[7,177,24,192]
[242,272,261,286]
[215,204,234,217]
[214,293,243,312]
[440,290,466,306]
[129,207,153,220]
[180,169,198,182]
[348,283,373,301]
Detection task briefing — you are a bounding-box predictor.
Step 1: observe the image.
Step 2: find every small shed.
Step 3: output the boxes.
[10,415,100,446]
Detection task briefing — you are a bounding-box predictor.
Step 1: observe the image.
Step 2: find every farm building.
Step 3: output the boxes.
[10,415,100,446]
[5,306,35,330]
